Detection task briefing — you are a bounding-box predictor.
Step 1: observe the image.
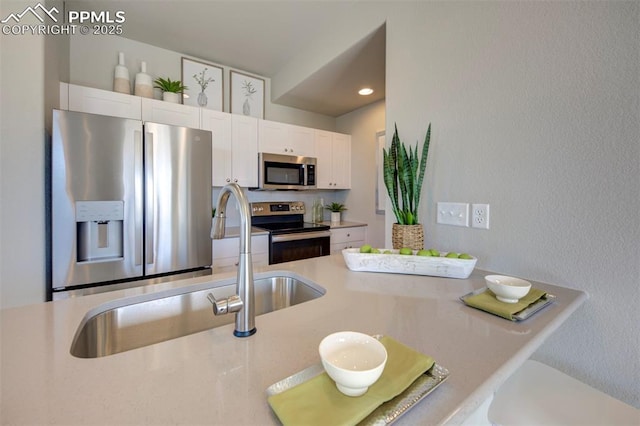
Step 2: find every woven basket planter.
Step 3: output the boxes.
[391,224,424,250]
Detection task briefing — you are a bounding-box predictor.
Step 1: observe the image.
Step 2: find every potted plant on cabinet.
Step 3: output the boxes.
[153,77,187,103]
[383,123,431,249]
[325,202,347,224]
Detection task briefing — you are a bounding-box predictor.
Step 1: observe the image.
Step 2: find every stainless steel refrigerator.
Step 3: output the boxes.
[50,109,212,298]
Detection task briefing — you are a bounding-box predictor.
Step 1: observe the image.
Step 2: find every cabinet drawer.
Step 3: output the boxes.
[213,253,269,274]
[330,227,366,244]
[212,235,269,262]
[330,240,364,255]
[252,235,269,253]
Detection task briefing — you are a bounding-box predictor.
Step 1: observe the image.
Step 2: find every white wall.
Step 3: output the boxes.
[385,1,639,407]
[337,100,386,248]
[69,34,336,131]
[0,1,47,308]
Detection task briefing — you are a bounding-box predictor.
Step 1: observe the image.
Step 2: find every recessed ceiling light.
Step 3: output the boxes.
[358,88,374,96]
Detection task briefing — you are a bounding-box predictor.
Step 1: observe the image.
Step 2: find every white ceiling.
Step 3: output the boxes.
[71,1,385,117]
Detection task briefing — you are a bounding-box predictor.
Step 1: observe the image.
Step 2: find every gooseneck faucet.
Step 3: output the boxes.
[207,183,256,337]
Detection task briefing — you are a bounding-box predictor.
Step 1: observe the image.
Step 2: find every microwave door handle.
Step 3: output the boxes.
[271,230,331,243]
[134,130,143,266]
[145,132,154,265]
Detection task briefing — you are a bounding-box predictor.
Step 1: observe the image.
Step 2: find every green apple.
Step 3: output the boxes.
[416,249,432,256]
[359,244,372,253]
[458,253,473,259]
[399,247,413,255]
[428,248,440,256]
[445,252,459,258]
[383,250,393,254]
[371,248,381,254]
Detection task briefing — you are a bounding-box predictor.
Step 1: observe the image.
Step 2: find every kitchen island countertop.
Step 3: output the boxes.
[0,254,586,425]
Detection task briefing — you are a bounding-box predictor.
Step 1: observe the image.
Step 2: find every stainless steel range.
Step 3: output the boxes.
[251,201,331,264]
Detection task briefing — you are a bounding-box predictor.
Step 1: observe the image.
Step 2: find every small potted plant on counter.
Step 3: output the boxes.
[383,123,431,250]
[153,77,187,103]
[325,202,347,224]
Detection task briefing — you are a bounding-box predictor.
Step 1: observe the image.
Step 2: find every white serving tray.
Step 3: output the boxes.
[342,248,477,279]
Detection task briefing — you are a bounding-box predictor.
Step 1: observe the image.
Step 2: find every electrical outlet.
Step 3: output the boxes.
[437,202,469,227]
[471,204,490,229]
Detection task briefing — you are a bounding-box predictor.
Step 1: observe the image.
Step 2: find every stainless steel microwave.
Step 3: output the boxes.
[258,152,317,190]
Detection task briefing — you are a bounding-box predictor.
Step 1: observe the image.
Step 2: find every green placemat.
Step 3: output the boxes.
[463,288,547,320]
[267,336,435,426]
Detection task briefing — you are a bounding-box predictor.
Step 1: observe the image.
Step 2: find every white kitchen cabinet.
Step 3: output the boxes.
[258,120,315,157]
[229,114,259,187]
[141,98,200,128]
[330,226,367,254]
[212,234,268,273]
[200,109,232,186]
[67,83,141,120]
[315,130,351,189]
[203,113,258,187]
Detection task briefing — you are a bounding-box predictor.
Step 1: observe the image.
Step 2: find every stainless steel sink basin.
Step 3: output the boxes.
[70,271,325,358]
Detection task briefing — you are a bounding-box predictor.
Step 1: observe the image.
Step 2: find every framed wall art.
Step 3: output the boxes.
[230,70,265,119]
[376,130,386,214]
[181,57,223,111]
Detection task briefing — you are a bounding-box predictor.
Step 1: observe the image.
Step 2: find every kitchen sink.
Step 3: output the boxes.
[70,271,325,358]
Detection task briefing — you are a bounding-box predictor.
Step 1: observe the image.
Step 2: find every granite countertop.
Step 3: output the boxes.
[0,254,586,425]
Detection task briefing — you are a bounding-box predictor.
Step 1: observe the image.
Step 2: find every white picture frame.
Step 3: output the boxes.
[230,70,265,119]
[181,57,223,111]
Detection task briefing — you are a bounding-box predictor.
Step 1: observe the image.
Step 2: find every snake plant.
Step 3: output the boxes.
[383,123,431,225]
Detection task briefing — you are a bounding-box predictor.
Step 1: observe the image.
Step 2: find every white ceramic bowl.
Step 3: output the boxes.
[318,331,387,397]
[485,275,532,303]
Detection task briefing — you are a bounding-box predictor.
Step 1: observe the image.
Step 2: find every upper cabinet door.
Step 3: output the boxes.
[288,124,315,157]
[314,130,351,189]
[314,130,333,189]
[68,84,141,120]
[331,133,351,189]
[231,115,258,188]
[201,109,232,186]
[258,120,291,154]
[259,120,316,157]
[141,98,200,129]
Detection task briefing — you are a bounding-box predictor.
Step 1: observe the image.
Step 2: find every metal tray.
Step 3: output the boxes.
[460,287,556,321]
[266,338,449,425]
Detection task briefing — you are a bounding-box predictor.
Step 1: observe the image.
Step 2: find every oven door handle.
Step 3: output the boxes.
[271,230,331,243]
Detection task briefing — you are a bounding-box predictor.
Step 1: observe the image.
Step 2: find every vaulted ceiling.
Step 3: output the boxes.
[70,1,386,117]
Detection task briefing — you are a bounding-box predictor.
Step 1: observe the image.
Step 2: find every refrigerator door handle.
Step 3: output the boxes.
[145,132,155,265]
[134,130,143,266]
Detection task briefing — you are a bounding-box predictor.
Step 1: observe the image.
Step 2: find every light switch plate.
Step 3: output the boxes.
[437,202,469,227]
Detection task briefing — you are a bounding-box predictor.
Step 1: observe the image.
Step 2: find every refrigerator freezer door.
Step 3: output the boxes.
[51,110,144,289]
[144,123,212,275]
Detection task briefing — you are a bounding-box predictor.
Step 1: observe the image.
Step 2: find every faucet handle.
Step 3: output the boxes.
[207,293,243,316]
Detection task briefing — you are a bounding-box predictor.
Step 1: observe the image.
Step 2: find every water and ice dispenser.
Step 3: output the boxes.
[75,201,124,263]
